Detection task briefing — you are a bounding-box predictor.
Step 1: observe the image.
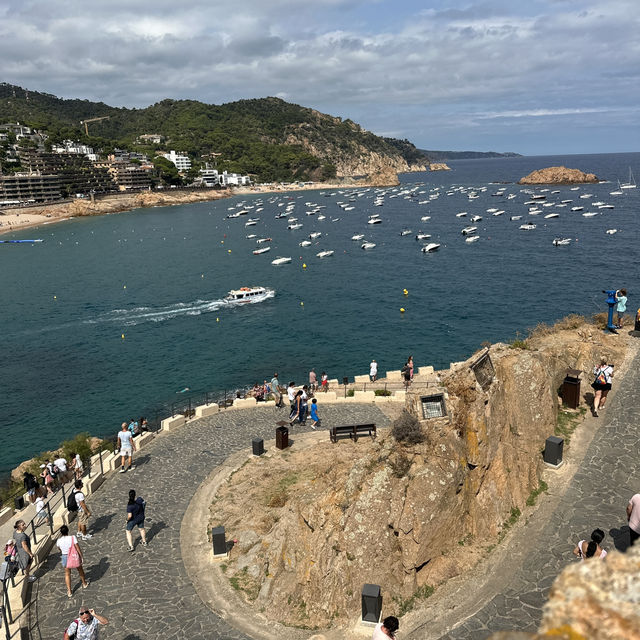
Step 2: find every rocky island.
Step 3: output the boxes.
[518,166,598,184]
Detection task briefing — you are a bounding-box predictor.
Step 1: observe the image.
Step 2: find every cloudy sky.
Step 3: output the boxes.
[1,0,639,155]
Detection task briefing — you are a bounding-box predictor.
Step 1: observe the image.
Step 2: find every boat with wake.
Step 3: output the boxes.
[225,286,275,303]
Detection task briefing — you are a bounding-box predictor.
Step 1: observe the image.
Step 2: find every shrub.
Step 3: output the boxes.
[60,432,95,468]
[389,452,412,478]
[391,410,425,444]
[374,389,391,396]
[346,389,355,397]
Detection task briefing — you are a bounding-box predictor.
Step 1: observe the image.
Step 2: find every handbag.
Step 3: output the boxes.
[66,540,81,569]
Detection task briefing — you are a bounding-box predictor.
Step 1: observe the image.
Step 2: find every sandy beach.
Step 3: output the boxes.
[0,177,388,237]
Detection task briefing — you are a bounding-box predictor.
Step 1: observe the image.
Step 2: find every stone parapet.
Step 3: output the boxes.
[162,414,186,432]
[231,398,257,409]
[195,403,219,418]
[354,374,370,384]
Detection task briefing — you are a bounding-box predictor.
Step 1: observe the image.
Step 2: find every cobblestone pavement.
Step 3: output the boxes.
[438,349,640,639]
[32,404,391,640]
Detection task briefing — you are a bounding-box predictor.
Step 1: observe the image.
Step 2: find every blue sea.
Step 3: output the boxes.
[1,152,638,474]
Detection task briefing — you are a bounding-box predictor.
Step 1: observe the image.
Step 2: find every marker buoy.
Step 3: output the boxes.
[228,249,232,253]
[201,274,204,278]
[216,317,219,322]
[121,334,125,339]
[300,302,304,306]
[403,288,408,296]
[400,308,405,313]
[123,285,127,289]
[53,295,57,300]
[303,263,307,269]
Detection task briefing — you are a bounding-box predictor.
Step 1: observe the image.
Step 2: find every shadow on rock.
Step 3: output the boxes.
[609,525,631,552]
[146,520,168,543]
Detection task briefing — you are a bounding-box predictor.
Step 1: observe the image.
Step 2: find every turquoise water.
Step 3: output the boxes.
[1,152,638,474]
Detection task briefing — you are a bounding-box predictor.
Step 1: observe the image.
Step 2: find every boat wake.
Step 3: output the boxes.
[85,292,274,327]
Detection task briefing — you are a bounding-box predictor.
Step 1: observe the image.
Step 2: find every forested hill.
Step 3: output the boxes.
[0,83,428,182]
[419,149,521,161]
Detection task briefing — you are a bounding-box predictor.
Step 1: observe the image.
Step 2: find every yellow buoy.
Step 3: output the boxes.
[228,249,231,253]
[302,263,307,269]
[121,334,125,339]
[300,301,304,306]
[123,285,127,289]
[221,240,224,243]
[216,317,219,322]
[53,295,57,300]
[400,307,405,313]
[403,288,408,296]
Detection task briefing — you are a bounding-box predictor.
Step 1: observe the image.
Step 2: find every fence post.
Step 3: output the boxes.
[46,500,54,535]
[2,578,13,628]
[30,519,37,545]
[99,450,104,476]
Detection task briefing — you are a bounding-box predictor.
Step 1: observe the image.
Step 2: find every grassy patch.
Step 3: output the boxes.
[556,407,586,446]
[228,567,260,600]
[392,584,434,616]
[264,471,300,508]
[498,507,521,542]
[509,338,530,350]
[374,389,391,396]
[526,480,549,507]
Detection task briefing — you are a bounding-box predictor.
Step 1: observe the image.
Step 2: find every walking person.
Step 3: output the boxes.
[271,373,283,407]
[401,361,411,389]
[309,398,320,429]
[573,528,607,560]
[369,359,378,382]
[73,480,92,541]
[13,520,37,582]
[70,451,83,480]
[408,355,414,380]
[23,471,39,504]
[40,463,55,496]
[126,489,148,551]
[117,421,136,472]
[53,455,70,484]
[289,390,304,425]
[35,495,51,528]
[287,381,297,412]
[591,357,614,416]
[372,616,399,640]
[627,491,640,547]
[320,371,328,392]
[63,608,108,640]
[615,288,627,328]
[56,524,89,597]
[309,368,317,392]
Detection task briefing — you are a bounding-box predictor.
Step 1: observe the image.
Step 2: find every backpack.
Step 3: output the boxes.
[64,618,80,640]
[67,491,79,512]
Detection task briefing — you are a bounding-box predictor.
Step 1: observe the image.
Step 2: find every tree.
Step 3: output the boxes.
[153,156,182,186]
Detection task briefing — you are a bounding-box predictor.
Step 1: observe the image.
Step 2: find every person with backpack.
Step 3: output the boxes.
[56,524,89,597]
[125,489,147,551]
[591,357,614,417]
[23,471,39,503]
[63,607,108,640]
[68,480,92,541]
[39,463,55,496]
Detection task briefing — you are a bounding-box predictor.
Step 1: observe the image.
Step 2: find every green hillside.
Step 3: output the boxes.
[0,83,428,182]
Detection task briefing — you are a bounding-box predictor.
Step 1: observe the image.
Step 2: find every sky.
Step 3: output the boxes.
[1,0,639,155]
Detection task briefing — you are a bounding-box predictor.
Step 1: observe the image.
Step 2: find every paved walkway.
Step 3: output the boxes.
[32,404,392,640]
[433,347,640,638]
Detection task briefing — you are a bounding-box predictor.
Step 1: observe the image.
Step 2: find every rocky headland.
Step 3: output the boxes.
[429,162,451,171]
[518,166,598,185]
[207,316,630,629]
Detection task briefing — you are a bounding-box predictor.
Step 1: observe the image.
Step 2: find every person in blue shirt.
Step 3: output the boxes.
[310,398,320,430]
[126,489,147,551]
[615,288,627,328]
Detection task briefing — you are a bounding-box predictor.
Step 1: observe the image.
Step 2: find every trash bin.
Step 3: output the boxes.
[276,426,289,450]
[361,583,382,623]
[544,436,564,466]
[252,438,265,456]
[14,496,25,511]
[562,369,581,409]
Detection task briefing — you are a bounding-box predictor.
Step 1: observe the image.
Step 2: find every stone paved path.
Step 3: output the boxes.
[434,348,640,639]
[32,404,391,640]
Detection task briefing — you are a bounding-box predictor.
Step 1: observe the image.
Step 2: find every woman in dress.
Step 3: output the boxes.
[289,390,304,425]
[591,357,614,417]
[13,520,36,582]
[40,464,55,496]
[573,528,607,560]
[56,524,89,597]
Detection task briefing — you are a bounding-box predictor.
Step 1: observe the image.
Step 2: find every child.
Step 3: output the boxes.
[35,496,51,527]
[4,539,16,562]
[310,398,320,429]
[320,372,328,392]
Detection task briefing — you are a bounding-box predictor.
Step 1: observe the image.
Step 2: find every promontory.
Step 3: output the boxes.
[518,166,598,184]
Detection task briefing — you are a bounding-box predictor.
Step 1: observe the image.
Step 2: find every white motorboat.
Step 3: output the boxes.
[470,215,482,222]
[351,234,365,241]
[415,233,431,241]
[461,226,477,235]
[245,220,257,227]
[553,238,571,246]
[456,212,467,218]
[400,229,412,236]
[318,215,326,220]
[316,250,334,258]
[421,243,441,253]
[465,235,480,243]
[510,215,522,220]
[225,286,274,303]
[486,208,499,213]
[519,223,537,230]
[420,216,431,221]
[361,242,376,250]
[544,213,559,219]
[582,212,599,217]
[253,247,271,255]
[309,232,322,239]
[492,210,505,216]
[299,240,312,247]
[368,217,382,225]
[606,229,618,235]
[287,223,303,230]
[256,237,272,243]
[246,234,257,239]
[609,190,623,196]
[271,256,292,265]
[598,204,614,209]
[570,206,584,211]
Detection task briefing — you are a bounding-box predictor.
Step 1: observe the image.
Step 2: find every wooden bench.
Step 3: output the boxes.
[330,423,377,443]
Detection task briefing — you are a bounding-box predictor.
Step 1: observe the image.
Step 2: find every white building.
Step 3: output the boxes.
[161,150,191,171]
[219,171,251,187]
[51,140,94,156]
[198,168,220,187]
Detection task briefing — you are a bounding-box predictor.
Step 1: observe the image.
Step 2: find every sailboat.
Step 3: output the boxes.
[620,168,636,190]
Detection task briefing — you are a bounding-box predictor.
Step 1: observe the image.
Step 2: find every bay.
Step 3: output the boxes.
[0,151,638,474]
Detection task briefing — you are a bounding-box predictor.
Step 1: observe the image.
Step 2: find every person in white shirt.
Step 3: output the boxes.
[117,422,136,473]
[70,452,84,480]
[372,616,399,640]
[56,524,89,597]
[370,359,378,382]
[35,496,51,527]
[64,607,108,640]
[73,480,92,541]
[54,457,69,483]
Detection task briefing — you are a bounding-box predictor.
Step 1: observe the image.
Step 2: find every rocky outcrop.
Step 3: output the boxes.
[211,320,628,628]
[429,163,451,171]
[519,167,598,184]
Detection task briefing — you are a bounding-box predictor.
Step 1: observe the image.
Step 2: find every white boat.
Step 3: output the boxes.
[553,238,571,246]
[299,240,312,247]
[246,234,257,239]
[492,210,505,216]
[225,286,274,303]
[620,168,636,189]
[316,250,334,258]
[598,204,614,209]
[456,212,467,218]
[570,206,584,211]
[510,215,522,220]
[465,235,480,243]
[420,216,431,221]
[544,213,559,219]
[256,237,272,244]
[368,217,382,225]
[582,212,599,217]
[486,208,499,213]
[519,223,537,230]
[561,200,572,204]
[470,215,482,222]
[461,226,477,235]
[351,234,365,241]
[253,247,271,255]
[400,229,412,236]
[605,229,618,235]
[309,232,322,239]
[415,233,431,240]
[287,223,303,230]
[318,215,326,220]
[579,194,592,199]
[271,256,292,265]
[245,220,257,227]
[361,242,376,250]
[609,190,623,196]
[421,243,441,253]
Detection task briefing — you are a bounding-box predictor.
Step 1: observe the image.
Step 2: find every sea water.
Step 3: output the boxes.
[0,152,638,474]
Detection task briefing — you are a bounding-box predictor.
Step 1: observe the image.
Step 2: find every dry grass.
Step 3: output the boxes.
[528,314,587,341]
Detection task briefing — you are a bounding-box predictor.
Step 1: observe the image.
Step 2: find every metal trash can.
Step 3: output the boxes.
[544,436,564,466]
[276,426,289,450]
[562,368,581,409]
[14,496,25,511]
[361,583,382,623]
[211,526,226,556]
[252,438,265,456]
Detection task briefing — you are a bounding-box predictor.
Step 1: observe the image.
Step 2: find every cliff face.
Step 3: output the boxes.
[211,321,628,628]
[519,166,598,184]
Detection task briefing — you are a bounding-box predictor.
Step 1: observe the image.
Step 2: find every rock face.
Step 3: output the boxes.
[429,163,451,171]
[518,166,598,184]
[211,321,628,629]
